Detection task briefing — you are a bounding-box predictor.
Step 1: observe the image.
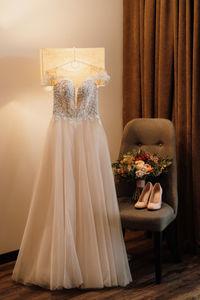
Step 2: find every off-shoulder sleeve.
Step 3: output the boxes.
[41,72,57,86]
[89,70,110,87]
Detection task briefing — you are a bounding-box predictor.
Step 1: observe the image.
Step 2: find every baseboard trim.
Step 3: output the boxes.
[0,250,19,265]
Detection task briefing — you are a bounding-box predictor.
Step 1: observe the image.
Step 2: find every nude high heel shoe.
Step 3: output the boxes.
[147,183,162,211]
[134,182,153,209]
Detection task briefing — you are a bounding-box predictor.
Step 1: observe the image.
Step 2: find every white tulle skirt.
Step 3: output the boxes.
[12,118,132,290]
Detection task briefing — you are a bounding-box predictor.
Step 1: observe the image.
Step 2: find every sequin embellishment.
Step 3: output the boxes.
[52,73,109,125]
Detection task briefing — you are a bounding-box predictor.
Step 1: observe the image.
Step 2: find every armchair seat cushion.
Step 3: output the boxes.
[118,197,176,232]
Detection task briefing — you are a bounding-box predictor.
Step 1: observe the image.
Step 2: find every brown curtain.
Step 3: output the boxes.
[123,0,200,251]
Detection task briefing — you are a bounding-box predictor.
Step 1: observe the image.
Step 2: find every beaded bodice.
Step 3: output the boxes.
[52,71,110,122]
[53,79,98,121]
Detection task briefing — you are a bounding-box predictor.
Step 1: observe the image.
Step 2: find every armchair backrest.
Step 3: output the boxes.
[118,118,178,216]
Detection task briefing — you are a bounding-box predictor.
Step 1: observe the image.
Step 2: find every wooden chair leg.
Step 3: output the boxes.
[154,231,162,284]
[165,221,181,263]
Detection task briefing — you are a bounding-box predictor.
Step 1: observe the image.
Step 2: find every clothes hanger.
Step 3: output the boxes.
[43,47,109,87]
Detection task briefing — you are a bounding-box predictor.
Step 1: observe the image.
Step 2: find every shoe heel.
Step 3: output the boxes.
[134,182,153,209]
[147,183,162,211]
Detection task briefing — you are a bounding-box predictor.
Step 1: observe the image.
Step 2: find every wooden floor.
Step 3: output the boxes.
[1,231,200,300]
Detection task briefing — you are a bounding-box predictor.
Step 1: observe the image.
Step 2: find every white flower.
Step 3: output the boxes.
[127,165,132,172]
[88,70,110,86]
[136,170,146,178]
[141,165,148,173]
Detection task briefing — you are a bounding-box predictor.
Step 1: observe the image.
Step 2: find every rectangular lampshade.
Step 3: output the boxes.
[40,48,105,85]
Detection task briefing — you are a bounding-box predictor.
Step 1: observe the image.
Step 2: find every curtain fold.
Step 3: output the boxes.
[123,0,200,251]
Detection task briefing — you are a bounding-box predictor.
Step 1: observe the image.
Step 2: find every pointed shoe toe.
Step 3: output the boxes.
[147,183,162,211]
[134,182,153,209]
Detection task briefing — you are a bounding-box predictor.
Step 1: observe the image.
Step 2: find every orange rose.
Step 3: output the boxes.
[145,164,154,173]
[135,160,145,170]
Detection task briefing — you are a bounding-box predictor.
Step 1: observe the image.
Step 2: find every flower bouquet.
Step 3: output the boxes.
[112,150,172,202]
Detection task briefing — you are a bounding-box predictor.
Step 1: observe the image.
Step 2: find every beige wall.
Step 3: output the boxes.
[0,0,123,254]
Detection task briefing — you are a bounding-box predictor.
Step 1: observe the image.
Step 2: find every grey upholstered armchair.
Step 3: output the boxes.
[117,118,180,284]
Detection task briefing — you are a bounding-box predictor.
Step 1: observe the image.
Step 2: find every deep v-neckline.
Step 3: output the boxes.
[55,77,97,105]
[54,77,97,110]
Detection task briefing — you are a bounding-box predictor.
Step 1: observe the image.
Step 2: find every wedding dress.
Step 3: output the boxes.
[12,71,132,290]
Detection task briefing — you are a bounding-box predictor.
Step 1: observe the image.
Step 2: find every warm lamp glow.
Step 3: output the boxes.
[40,48,105,86]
